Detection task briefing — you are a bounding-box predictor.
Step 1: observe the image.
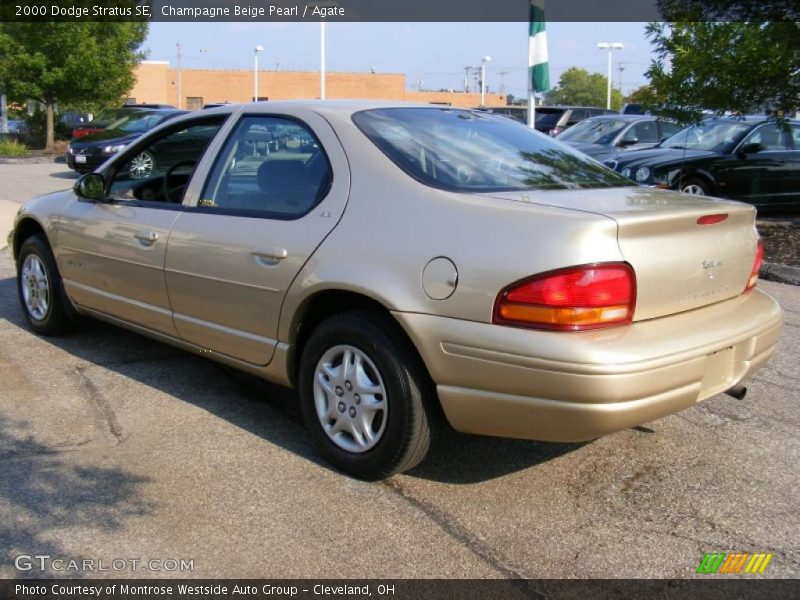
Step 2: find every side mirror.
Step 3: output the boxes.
[73,173,105,201]
[618,137,639,147]
[739,142,763,155]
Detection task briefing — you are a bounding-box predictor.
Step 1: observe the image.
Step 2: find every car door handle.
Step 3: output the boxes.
[134,231,159,246]
[252,247,288,266]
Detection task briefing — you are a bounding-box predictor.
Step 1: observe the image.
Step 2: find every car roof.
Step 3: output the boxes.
[186,100,488,119]
[579,114,656,122]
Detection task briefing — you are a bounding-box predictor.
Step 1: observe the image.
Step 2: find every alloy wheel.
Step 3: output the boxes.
[313,344,388,453]
[20,254,50,321]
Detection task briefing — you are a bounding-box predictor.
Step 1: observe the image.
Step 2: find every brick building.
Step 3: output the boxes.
[130,61,507,109]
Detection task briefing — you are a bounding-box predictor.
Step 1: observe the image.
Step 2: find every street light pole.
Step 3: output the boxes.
[176,43,182,109]
[480,56,491,107]
[320,22,326,99]
[254,45,263,102]
[597,42,623,110]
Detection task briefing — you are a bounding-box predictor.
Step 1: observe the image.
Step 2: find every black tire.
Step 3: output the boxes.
[16,234,77,336]
[298,311,432,480]
[679,176,711,196]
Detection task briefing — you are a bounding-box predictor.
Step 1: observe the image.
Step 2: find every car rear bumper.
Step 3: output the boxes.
[392,288,783,442]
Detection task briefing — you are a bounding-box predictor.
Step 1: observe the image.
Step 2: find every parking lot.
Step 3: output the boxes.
[0,161,798,579]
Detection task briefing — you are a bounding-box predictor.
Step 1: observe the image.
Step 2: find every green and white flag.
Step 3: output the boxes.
[528,0,550,93]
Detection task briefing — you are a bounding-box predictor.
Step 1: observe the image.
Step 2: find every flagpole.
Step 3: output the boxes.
[527,81,535,128]
[528,0,549,129]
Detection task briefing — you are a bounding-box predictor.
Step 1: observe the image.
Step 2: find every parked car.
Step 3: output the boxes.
[534,105,617,136]
[66,109,188,173]
[475,106,528,124]
[621,103,646,115]
[605,116,800,211]
[71,104,176,139]
[11,103,781,479]
[4,119,29,136]
[556,115,683,162]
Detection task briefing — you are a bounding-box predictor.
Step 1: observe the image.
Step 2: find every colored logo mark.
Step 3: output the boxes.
[697,552,773,574]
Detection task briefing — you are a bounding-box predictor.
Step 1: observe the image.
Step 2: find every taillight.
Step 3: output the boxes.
[493,263,636,331]
[697,214,728,225]
[745,239,763,292]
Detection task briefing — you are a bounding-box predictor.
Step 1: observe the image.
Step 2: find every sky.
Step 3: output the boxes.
[142,21,656,98]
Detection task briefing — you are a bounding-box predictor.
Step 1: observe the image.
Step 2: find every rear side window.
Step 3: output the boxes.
[199,116,332,218]
[353,108,633,192]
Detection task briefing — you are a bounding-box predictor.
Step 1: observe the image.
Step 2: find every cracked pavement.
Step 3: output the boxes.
[0,163,798,579]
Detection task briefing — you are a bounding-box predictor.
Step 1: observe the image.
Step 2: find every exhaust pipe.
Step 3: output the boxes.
[725,385,747,400]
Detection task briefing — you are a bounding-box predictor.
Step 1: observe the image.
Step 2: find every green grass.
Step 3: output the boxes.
[0,138,30,157]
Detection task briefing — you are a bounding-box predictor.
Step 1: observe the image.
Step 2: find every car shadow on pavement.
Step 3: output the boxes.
[0,415,155,578]
[49,171,79,180]
[0,273,583,485]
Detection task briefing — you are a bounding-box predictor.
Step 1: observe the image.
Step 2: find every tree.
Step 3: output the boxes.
[626,84,662,107]
[645,17,800,122]
[544,67,623,111]
[0,22,148,149]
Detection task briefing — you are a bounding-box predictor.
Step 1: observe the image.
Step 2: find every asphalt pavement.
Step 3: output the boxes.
[0,161,798,579]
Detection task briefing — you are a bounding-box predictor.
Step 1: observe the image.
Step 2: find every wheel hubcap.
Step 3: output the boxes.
[313,344,388,453]
[21,254,50,321]
[130,152,154,179]
[682,184,705,195]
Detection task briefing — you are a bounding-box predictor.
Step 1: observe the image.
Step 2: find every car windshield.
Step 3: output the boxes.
[353,108,634,192]
[109,112,168,133]
[558,118,629,145]
[534,109,565,127]
[660,121,752,152]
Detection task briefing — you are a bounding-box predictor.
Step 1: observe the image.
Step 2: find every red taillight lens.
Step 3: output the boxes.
[493,263,636,331]
[745,239,763,291]
[697,214,728,225]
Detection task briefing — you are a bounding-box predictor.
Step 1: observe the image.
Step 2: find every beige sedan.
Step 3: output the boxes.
[10,102,782,479]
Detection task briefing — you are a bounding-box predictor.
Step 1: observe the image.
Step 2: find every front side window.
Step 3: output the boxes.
[353,108,633,192]
[626,120,660,143]
[199,116,332,218]
[661,121,752,152]
[741,124,790,151]
[108,119,225,204]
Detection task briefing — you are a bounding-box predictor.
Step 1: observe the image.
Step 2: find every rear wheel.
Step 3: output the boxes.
[680,177,710,196]
[16,235,76,336]
[298,311,432,480]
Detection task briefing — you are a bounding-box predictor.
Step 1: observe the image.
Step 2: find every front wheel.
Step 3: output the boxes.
[16,235,77,336]
[679,177,710,196]
[298,312,432,480]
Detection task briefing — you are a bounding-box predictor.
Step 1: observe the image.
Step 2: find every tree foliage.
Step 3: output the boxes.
[645,19,800,122]
[544,67,623,111]
[0,22,148,148]
[626,84,662,107]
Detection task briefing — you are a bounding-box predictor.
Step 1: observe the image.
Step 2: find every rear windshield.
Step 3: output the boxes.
[89,109,136,129]
[534,108,566,127]
[111,112,169,133]
[352,108,633,192]
[558,118,629,144]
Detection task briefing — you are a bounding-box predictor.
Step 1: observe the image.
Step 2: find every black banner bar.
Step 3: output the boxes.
[2,579,799,600]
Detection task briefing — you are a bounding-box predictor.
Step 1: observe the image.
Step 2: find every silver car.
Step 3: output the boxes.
[10,102,782,479]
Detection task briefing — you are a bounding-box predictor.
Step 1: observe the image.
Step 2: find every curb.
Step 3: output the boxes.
[0,155,65,164]
[760,262,800,287]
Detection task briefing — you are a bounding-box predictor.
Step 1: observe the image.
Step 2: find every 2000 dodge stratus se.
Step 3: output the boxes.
[11,102,783,479]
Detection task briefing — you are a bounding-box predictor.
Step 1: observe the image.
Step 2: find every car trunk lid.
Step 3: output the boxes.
[483,186,758,321]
